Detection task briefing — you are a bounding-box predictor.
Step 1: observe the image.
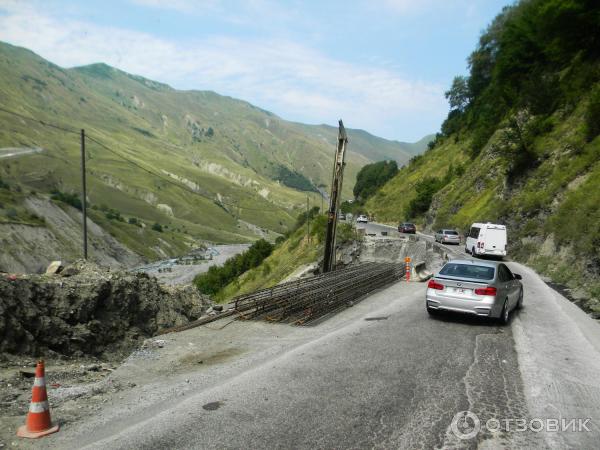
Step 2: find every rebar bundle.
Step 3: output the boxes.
[232,262,403,325]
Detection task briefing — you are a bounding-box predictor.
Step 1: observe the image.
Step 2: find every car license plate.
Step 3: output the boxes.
[451,287,472,295]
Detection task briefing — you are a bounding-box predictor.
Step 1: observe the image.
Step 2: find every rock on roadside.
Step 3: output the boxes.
[0,260,212,360]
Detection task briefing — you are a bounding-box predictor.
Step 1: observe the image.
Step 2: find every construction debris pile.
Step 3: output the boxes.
[0,260,211,360]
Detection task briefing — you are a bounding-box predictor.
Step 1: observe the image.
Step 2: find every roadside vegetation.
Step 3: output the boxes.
[199,209,358,302]
[365,0,600,315]
[342,160,398,216]
[194,239,274,296]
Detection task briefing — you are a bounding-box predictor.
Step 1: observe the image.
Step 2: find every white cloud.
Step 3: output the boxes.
[0,3,446,140]
[129,0,218,13]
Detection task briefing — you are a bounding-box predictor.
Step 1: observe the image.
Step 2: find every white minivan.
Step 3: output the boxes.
[466,222,507,258]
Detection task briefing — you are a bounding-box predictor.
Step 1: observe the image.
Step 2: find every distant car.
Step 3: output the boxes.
[398,222,416,234]
[466,222,507,257]
[356,215,368,223]
[425,259,523,324]
[338,213,346,221]
[435,229,460,245]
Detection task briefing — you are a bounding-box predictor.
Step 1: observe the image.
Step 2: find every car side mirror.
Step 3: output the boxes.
[513,273,522,280]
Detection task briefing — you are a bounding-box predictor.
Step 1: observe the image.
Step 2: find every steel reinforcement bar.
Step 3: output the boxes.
[159,262,403,335]
[233,262,403,325]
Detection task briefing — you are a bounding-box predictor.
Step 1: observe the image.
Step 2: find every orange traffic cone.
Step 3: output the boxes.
[17,360,60,439]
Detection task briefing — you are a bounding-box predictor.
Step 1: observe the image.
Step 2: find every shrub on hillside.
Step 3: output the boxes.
[194,239,274,296]
[152,222,163,232]
[404,177,444,219]
[50,190,82,210]
[295,206,320,230]
[353,160,398,201]
[128,217,142,227]
[104,208,124,222]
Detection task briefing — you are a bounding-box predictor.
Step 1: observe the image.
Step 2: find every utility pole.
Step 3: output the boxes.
[306,196,310,242]
[323,120,348,273]
[81,129,88,260]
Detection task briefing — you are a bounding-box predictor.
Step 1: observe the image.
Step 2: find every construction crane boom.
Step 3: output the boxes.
[323,120,348,273]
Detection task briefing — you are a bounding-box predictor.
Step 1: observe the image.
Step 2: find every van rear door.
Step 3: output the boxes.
[484,226,506,252]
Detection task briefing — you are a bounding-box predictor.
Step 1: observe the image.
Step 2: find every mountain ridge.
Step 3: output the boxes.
[0,40,430,271]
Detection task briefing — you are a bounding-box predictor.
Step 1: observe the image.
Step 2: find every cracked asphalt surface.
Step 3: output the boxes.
[31,223,600,449]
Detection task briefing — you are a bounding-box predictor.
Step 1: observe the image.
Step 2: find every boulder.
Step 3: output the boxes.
[45,260,64,275]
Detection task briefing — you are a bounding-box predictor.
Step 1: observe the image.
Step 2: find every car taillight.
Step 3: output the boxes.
[427,279,444,290]
[474,286,497,296]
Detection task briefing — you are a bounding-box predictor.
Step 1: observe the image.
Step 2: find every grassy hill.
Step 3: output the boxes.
[365,0,600,316]
[296,123,433,164]
[0,41,429,268]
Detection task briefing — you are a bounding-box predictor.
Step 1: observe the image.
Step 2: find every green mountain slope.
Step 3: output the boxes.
[296,123,433,164]
[365,0,600,315]
[0,41,428,267]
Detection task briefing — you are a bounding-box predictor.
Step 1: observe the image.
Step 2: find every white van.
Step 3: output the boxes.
[465,222,507,257]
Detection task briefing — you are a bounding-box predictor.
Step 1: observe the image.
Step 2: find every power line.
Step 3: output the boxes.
[0,106,79,135]
[85,135,284,213]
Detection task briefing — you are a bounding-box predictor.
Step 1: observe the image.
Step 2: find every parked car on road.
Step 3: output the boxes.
[398,222,416,234]
[425,259,523,324]
[465,222,507,257]
[356,215,368,223]
[434,229,460,245]
[338,213,346,221]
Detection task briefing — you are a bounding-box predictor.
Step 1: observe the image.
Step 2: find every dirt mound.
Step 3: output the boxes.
[0,261,211,360]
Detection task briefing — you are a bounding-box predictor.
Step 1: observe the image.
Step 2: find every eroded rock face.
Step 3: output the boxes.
[0,261,211,360]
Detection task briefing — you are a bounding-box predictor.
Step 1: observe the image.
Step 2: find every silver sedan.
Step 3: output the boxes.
[434,229,461,245]
[425,259,523,324]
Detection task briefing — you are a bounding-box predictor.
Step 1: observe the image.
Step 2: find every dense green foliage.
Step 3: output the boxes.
[194,239,274,296]
[50,190,82,210]
[274,165,317,192]
[353,160,398,201]
[404,177,444,219]
[441,0,600,174]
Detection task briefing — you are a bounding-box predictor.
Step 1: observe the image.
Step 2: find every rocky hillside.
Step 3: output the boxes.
[0,41,429,271]
[0,261,211,359]
[365,0,600,315]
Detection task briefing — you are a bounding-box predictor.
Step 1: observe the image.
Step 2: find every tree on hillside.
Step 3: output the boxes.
[353,160,398,201]
[445,76,470,112]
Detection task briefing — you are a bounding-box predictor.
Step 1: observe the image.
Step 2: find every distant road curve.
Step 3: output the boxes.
[0,146,43,159]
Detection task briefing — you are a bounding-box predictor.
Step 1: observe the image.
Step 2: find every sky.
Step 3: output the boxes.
[0,0,510,142]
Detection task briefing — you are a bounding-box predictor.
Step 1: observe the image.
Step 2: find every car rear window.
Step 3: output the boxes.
[444,230,458,235]
[439,263,495,280]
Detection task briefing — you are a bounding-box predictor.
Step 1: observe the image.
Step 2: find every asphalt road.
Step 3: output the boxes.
[46,224,599,449]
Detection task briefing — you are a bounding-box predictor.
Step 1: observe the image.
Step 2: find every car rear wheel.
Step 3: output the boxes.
[499,300,510,325]
[427,306,440,316]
